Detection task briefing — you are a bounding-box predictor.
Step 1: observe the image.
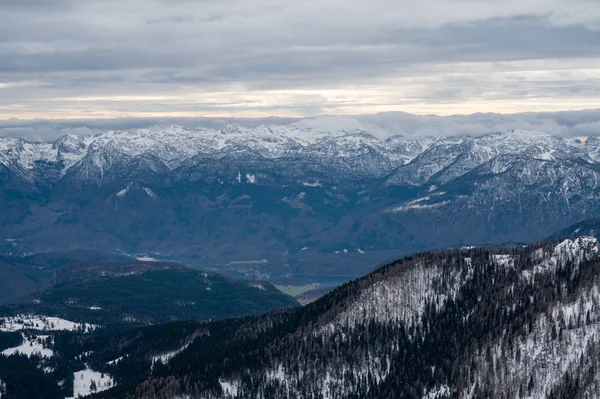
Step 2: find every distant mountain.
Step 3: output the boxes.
[1,119,600,283]
[0,253,298,325]
[23,236,599,398]
[0,259,51,305]
[547,218,600,241]
[0,250,132,304]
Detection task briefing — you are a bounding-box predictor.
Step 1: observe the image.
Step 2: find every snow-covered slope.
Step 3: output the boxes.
[91,237,600,399]
[0,315,98,332]
[387,130,588,185]
[275,238,600,399]
[321,258,466,332]
[69,369,115,398]
[1,333,53,359]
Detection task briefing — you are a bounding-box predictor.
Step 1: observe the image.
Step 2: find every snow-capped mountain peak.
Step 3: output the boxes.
[0,122,437,184]
[2,121,596,189]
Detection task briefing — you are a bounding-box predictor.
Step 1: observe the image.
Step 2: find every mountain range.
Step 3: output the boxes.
[2,117,600,284]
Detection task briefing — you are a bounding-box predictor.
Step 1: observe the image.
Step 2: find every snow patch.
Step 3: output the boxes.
[388,196,450,212]
[136,256,158,262]
[142,187,157,198]
[302,181,322,187]
[1,334,52,359]
[116,187,129,197]
[423,385,450,399]
[492,254,515,268]
[219,379,240,397]
[151,342,191,368]
[107,355,125,365]
[0,315,98,332]
[534,147,556,161]
[68,369,115,398]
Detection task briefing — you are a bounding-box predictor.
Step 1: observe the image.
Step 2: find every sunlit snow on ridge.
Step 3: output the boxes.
[66,369,115,399]
[1,333,53,358]
[0,315,98,332]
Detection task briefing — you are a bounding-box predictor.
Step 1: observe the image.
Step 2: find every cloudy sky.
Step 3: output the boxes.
[2,0,600,119]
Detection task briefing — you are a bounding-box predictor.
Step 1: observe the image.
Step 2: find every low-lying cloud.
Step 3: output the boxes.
[2,110,599,142]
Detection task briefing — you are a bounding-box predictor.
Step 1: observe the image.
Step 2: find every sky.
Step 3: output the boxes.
[1,0,600,120]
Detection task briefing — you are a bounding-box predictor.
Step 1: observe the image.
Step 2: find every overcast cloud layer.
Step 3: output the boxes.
[1,0,600,120]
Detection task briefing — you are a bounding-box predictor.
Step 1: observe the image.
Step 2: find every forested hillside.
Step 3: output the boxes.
[28,237,599,399]
[1,260,298,327]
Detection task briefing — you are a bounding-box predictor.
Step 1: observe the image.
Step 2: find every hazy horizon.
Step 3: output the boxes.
[1,108,600,142]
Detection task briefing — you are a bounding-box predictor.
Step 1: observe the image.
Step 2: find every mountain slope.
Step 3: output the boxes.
[547,218,600,241]
[0,259,51,305]
[0,250,135,304]
[0,254,299,326]
[29,236,600,399]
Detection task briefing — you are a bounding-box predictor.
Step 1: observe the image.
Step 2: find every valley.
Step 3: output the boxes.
[2,121,600,289]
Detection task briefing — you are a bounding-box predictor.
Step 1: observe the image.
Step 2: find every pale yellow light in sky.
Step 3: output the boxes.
[2,58,600,120]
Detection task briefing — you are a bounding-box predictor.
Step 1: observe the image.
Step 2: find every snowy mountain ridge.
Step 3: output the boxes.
[0,122,434,180]
[228,236,600,399]
[323,237,599,336]
[0,121,595,186]
[61,236,600,399]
